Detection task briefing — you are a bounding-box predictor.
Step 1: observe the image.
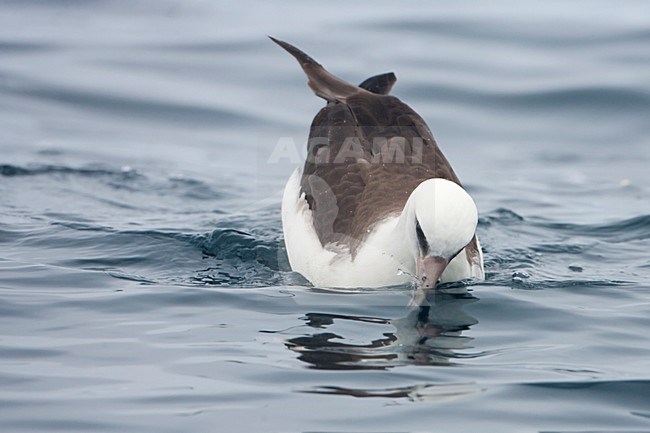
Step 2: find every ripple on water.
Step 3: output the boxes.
[0,163,142,179]
[1,2,649,431]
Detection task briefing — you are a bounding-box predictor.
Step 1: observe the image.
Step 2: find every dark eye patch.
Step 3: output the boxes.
[415,219,428,255]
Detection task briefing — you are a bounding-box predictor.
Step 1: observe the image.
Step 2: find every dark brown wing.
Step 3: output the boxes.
[271,37,462,251]
[299,102,370,246]
[302,92,461,250]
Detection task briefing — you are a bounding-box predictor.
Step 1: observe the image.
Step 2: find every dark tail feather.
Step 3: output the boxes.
[359,72,396,95]
[269,36,363,102]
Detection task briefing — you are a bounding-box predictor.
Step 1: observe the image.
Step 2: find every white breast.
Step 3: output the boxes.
[281,168,484,288]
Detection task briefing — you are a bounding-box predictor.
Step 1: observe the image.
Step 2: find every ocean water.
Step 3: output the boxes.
[1,1,650,432]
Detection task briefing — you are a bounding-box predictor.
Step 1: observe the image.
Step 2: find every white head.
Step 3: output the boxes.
[403,178,478,289]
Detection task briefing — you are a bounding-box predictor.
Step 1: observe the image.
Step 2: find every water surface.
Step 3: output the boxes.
[1,1,649,432]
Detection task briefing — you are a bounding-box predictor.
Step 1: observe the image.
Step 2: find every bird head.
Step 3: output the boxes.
[404,178,478,289]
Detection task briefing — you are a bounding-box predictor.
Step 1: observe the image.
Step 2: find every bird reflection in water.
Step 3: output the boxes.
[285,288,479,370]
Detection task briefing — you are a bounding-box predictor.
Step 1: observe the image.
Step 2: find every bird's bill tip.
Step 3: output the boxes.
[416,256,448,290]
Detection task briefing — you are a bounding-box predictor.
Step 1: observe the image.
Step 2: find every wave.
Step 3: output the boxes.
[1,163,228,202]
[5,201,644,289]
[364,18,650,48]
[477,208,646,289]
[0,41,57,53]
[0,163,141,179]
[400,81,650,114]
[192,228,281,268]
[2,76,266,127]
[35,221,288,288]
[479,208,525,226]
[481,207,650,244]
[188,227,292,287]
[531,214,650,243]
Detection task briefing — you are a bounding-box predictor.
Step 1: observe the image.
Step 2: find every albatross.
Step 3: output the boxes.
[271,37,484,289]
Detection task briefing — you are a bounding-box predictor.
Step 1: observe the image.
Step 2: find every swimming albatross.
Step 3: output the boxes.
[272,37,484,289]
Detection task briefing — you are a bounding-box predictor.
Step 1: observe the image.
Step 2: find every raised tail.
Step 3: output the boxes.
[269,36,365,103]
